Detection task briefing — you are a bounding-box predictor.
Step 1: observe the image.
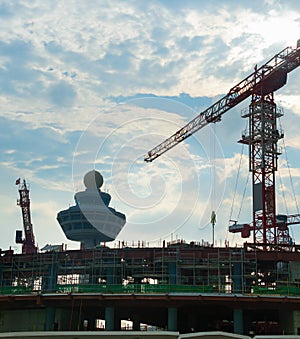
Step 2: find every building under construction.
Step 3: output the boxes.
[1,241,300,334]
[0,41,300,335]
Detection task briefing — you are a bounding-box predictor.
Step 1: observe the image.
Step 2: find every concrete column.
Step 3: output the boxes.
[286,310,300,335]
[105,306,114,331]
[168,307,178,331]
[233,308,244,335]
[45,306,56,331]
[132,318,140,331]
[83,311,97,331]
[279,309,293,334]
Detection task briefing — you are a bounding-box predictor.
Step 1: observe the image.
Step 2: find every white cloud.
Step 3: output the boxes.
[4,149,15,154]
[0,1,300,249]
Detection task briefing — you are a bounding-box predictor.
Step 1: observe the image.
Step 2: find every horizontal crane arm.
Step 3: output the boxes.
[229,213,300,235]
[144,95,230,162]
[145,43,300,163]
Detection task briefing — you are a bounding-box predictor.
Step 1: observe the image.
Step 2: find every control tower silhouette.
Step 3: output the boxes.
[57,170,126,248]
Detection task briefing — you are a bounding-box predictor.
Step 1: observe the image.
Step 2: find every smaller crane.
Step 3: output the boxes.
[15,178,37,254]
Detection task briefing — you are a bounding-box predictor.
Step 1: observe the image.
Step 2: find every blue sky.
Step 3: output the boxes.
[0,0,300,251]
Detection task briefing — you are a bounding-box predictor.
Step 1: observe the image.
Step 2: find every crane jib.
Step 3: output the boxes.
[144,41,300,163]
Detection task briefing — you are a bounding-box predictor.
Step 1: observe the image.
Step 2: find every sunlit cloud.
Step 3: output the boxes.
[0,1,300,249]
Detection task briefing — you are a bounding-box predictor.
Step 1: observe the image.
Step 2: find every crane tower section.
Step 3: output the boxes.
[240,91,286,246]
[16,179,37,254]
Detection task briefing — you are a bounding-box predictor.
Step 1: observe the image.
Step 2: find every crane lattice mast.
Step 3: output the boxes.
[16,179,37,254]
[145,39,300,248]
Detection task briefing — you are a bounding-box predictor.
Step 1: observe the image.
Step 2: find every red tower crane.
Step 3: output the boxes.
[16,178,37,254]
[145,39,300,249]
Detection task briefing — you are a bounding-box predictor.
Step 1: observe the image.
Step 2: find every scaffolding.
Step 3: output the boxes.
[0,241,300,296]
